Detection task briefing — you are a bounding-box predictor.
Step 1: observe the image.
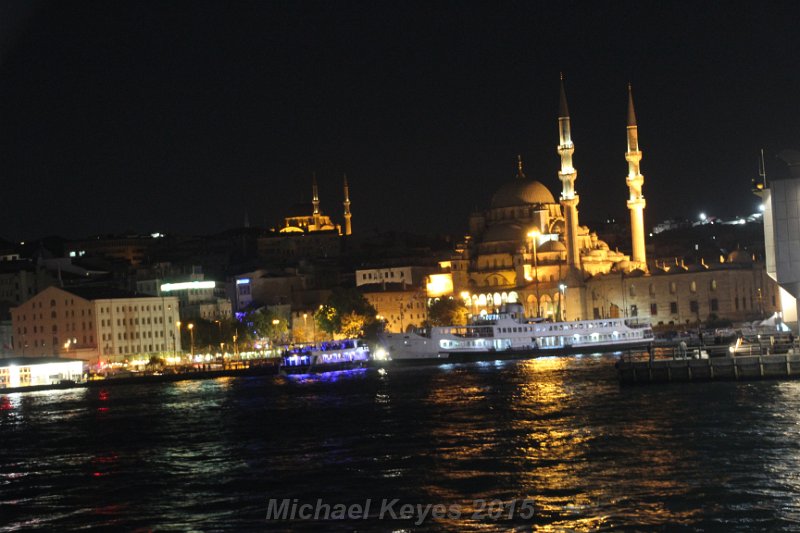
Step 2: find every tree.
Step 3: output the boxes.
[245,308,289,346]
[428,298,470,326]
[315,287,379,339]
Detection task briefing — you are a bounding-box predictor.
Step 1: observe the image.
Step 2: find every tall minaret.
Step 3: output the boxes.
[312,172,321,228]
[625,84,647,270]
[557,74,581,269]
[343,174,352,236]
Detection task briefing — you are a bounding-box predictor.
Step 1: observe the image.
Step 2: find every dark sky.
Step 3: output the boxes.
[1,1,798,241]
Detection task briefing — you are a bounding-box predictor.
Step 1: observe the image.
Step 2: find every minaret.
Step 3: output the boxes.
[557,74,581,269]
[311,172,321,228]
[343,174,352,236]
[625,84,647,270]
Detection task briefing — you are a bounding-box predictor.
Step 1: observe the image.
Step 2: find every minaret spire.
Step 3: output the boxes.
[311,172,321,230]
[312,172,320,215]
[516,154,526,179]
[343,173,352,236]
[557,74,581,270]
[627,82,637,129]
[625,83,647,270]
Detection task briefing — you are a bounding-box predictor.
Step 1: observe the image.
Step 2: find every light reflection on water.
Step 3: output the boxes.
[2,358,800,530]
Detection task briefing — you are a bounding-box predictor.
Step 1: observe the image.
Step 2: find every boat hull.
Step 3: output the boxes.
[371,339,651,367]
[280,360,368,374]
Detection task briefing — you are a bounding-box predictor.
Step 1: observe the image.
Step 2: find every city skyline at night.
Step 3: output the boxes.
[1,2,798,240]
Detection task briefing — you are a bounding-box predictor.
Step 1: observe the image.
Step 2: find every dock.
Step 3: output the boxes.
[617,353,800,385]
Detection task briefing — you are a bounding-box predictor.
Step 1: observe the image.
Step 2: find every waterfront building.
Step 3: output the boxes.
[10,286,181,366]
[0,357,84,389]
[755,150,800,330]
[360,282,428,333]
[586,253,778,325]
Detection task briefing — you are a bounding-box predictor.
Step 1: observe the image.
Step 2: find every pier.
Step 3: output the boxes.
[617,353,800,385]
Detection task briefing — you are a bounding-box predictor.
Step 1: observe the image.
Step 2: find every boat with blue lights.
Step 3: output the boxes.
[374,303,653,365]
[280,339,370,374]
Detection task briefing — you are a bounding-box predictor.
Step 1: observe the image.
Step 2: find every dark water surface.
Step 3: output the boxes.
[3,355,800,531]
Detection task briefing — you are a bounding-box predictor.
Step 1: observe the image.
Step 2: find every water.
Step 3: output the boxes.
[3,355,800,531]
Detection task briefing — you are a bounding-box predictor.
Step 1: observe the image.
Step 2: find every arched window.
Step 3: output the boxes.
[710,279,717,291]
[629,284,636,297]
[690,281,697,293]
[50,299,56,307]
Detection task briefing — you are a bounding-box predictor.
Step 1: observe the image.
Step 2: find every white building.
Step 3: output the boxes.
[11,286,181,367]
[355,266,436,288]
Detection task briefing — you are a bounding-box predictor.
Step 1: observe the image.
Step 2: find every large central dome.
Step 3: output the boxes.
[490,178,556,208]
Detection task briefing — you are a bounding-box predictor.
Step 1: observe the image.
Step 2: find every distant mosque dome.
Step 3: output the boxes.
[538,239,566,253]
[490,178,556,209]
[482,222,525,242]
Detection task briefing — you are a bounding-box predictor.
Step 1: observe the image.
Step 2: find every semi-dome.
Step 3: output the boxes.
[490,178,556,209]
[482,222,525,242]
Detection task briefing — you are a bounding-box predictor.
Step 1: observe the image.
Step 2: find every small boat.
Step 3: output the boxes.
[280,339,370,374]
[374,303,654,366]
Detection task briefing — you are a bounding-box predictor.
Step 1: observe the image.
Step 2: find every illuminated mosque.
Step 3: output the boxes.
[433,77,778,324]
[278,174,352,236]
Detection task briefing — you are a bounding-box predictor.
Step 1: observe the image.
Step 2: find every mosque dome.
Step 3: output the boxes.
[538,239,566,253]
[482,222,525,242]
[491,178,556,209]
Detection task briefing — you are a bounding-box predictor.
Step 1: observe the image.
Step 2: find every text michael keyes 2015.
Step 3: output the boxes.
[266,498,535,525]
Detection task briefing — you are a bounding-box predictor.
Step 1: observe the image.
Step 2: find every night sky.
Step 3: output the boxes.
[1,1,799,241]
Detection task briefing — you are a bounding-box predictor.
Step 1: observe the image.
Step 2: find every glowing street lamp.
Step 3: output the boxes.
[188,323,195,356]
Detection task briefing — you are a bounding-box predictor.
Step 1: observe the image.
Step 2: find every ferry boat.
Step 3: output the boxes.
[374,303,653,365]
[280,339,370,374]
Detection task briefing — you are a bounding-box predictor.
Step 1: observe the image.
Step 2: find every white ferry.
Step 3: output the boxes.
[374,303,653,365]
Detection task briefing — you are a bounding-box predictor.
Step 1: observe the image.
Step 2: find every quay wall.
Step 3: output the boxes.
[617,354,800,385]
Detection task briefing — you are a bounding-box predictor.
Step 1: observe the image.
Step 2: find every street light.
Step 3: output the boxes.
[558,283,567,321]
[527,229,541,317]
[188,323,194,357]
[272,319,281,349]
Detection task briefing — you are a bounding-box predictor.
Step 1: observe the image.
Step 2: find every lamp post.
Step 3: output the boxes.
[558,283,567,321]
[188,323,194,357]
[527,229,541,317]
[272,318,283,348]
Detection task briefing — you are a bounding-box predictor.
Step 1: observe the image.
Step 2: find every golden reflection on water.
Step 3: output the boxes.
[413,357,709,530]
